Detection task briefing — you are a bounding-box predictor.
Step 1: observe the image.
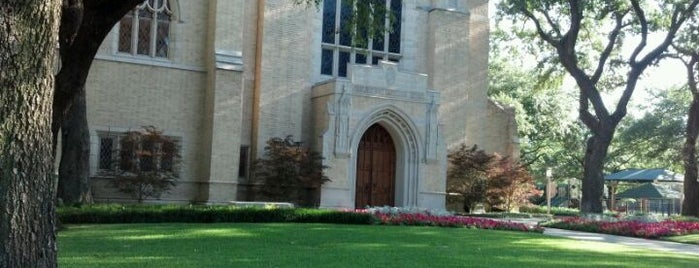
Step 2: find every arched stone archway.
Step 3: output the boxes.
[349,106,421,208]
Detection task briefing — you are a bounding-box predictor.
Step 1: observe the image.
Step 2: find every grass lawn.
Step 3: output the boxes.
[59,223,699,268]
[665,234,699,245]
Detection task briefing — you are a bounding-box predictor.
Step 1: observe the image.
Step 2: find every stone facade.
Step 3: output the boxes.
[84,0,517,209]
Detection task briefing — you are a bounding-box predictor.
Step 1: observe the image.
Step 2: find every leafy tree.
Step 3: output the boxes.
[252,136,329,207]
[110,127,180,203]
[498,0,699,213]
[0,1,61,266]
[446,145,494,213]
[486,155,540,212]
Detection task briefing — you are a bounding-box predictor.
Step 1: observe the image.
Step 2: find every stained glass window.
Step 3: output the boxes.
[321,0,402,77]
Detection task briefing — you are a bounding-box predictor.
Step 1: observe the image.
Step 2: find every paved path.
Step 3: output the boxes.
[494,217,699,256]
[542,228,699,256]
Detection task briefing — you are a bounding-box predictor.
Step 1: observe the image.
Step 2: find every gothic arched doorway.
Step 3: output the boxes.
[355,124,396,208]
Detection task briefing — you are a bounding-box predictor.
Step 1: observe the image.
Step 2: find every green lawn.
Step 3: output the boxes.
[59,223,699,268]
[665,234,699,245]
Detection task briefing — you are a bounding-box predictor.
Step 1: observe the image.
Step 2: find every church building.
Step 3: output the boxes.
[85,0,518,209]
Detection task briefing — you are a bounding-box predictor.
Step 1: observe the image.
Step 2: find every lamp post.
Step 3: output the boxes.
[546,168,552,215]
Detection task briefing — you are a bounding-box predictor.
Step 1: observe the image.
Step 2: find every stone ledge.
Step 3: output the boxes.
[228,201,295,208]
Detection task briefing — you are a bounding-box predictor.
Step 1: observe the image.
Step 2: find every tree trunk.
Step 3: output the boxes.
[57,87,92,204]
[682,96,699,216]
[0,1,61,267]
[580,129,614,214]
[53,0,143,204]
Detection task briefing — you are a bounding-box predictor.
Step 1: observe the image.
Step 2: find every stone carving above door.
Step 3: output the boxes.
[350,61,427,91]
[312,62,442,162]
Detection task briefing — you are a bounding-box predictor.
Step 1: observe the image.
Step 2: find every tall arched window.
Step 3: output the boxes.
[118,0,173,58]
[321,0,402,77]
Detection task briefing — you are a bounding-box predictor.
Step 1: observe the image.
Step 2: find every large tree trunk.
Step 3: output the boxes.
[580,128,614,214]
[682,94,699,216]
[0,1,61,267]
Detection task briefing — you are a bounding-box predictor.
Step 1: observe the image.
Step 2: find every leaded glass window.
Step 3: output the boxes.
[97,132,179,175]
[118,0,172,58]
[321,0,402,77]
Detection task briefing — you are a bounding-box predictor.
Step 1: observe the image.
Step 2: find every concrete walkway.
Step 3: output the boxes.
[495,217,699,256]
[543,228,699,256]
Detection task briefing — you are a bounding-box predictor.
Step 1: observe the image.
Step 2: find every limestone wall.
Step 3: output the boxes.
[86,61,208,202]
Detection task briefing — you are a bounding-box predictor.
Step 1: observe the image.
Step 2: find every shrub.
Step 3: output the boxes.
[109,126,180,203]
[486,155,540,212]
[519,205,581,216]
[447,144,539,213]
[446,145,493,213]
[252,136,329,207]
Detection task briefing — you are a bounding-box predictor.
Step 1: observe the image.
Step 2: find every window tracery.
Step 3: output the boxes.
[118,0,173,58]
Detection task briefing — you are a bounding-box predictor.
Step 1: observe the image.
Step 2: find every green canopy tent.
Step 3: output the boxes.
[604,169,683,214]
[615,183,682,215]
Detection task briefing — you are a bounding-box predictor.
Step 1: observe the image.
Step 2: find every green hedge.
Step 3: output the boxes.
[58,204,375,225]
[459,212,551,219]
[519,205,581,216]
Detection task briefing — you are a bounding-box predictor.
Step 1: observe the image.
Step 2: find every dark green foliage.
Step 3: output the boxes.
[519,205,581,217]
[458,212,550,219]
[446,145,494,212]
[109,126,180,203]
[607,88,689,172]
[252,136,329,207]
[57,204,375,225]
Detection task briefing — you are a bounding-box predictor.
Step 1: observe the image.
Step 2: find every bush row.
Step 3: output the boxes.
[58,204,375,225]
[518,205,581,216]
[57,204,542,233]
[458,212,550,219]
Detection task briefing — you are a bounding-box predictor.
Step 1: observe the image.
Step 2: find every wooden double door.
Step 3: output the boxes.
[355,124,396,208]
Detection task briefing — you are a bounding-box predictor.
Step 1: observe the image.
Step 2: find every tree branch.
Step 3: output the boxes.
[628,0,648,64]
[591,11,626,84]
[519,7,559,47]
[538,5,562,39]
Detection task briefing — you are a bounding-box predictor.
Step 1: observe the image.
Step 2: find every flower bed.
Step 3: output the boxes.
[543,217,699,238]
[357,206,543,233]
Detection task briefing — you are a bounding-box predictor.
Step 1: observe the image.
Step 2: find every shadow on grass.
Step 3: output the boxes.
[59,223,699,268]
